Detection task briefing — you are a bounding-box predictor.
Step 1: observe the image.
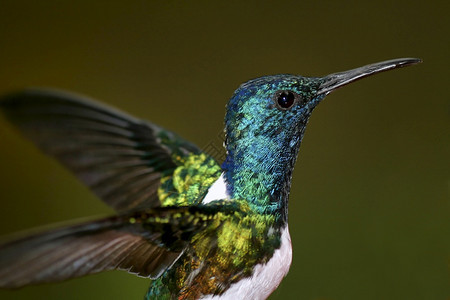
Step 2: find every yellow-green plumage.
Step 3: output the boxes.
[145,200,279,299]
[158,153,222,206]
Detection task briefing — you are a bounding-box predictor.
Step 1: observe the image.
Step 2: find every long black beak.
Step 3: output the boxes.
[317,58,422,96]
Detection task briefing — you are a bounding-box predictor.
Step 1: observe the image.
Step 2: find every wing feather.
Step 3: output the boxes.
[0,89,203,211]
[0,204,235,288]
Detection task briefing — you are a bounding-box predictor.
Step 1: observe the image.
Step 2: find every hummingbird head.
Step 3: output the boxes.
[225,74,322,166]
[222,58,421,219]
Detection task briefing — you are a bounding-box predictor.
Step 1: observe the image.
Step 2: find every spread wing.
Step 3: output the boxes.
[0,205,224,288]
[0,89,204,211]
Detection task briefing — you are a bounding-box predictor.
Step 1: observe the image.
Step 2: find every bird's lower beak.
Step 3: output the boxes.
[317,58,422,96]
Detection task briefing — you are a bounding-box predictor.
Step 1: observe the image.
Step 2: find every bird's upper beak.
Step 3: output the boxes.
[317,58,422,96]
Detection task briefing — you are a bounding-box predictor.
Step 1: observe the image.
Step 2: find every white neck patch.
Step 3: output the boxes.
[202,173,230,204]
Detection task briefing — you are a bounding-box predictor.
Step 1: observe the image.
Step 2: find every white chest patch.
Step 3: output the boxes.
[202,173,230,204]
[201,226,293,300]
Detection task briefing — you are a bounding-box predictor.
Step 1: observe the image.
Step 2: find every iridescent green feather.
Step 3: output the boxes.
[145,200,280,299]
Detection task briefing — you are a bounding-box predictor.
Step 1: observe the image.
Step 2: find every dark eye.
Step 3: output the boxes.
[274,90,299,110]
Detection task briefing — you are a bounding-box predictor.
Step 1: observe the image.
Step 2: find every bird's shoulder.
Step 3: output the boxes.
[158,152,222,207]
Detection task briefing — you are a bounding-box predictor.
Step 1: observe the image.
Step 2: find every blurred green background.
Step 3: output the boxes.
[0,1,448,299]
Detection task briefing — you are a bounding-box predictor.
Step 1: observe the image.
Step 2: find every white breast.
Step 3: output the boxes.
[201,226,293,300]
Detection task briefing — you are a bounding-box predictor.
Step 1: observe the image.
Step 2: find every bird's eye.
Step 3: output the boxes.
[274,90,299,110]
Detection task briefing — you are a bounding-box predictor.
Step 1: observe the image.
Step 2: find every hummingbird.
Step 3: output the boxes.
[0,58,420,299]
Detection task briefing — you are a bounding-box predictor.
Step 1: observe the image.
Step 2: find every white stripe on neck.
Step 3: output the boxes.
[202,173,230,204]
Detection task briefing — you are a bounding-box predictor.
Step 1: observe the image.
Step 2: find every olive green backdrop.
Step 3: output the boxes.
[0,1,448,300]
